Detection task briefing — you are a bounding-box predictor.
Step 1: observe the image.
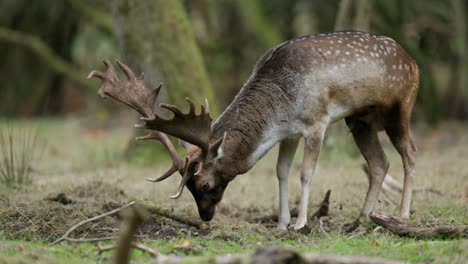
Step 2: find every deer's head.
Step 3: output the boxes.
[88,60,230,221]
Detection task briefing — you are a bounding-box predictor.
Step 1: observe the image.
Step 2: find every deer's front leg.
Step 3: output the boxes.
[276,138,299,230]
[294,127,325,230]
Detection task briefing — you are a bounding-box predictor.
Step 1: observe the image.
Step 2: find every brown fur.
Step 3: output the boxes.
[90,31,420,227]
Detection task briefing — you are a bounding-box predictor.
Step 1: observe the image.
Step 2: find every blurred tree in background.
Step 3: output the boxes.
[111,0,218,160]
[0,0,466,123]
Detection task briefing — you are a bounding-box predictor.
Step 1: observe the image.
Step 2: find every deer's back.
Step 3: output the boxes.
[250,31,419,124]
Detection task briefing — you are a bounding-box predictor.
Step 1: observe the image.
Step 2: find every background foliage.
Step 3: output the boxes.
[0,0,466,122]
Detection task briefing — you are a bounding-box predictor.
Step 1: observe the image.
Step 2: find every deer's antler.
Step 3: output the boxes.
[87,59,158,119]
[137,98,212,154]
[88,60,213,153]
[136,131,183,182]
[88,60,213,198]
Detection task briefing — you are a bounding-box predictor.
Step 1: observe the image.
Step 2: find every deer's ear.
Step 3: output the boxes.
[179,139,193,150]
[208,132,227,162]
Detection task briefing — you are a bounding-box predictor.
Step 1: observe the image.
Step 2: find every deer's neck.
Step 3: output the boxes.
[211,80,296,176]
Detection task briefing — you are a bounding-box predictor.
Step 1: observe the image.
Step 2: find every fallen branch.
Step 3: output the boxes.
[311,189,331,220]
[97,243,157,258]
[137,200,209,230]
[51,201,135,244]
[253,208,299,223]
[369,211,468,239]
[362,164,442,198]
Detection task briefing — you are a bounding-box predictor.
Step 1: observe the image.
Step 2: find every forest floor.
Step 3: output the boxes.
[0,116,467,263]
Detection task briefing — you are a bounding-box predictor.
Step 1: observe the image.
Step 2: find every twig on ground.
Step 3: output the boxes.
[51,201,135,244]
[138,200,209,230]
[253,208,299,223]
[97,244,117,254]
[347,230,366,239]
[362,164,442,197]
[311,189,331,220]
[369,211,468,239]
[380,189,399,207]
[131,243,158,257]
[318,219,330,238]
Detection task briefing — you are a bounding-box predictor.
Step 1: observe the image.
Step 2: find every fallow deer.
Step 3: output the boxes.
[88,31,419,231]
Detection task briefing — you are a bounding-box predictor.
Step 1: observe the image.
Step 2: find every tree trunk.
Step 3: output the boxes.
[334,0,352,31]
[112,0,218,162]
[354,0,371,31]
[112,0,216,112]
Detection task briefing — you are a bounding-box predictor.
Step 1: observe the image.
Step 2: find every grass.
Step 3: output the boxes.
[0,233,466,263]
[0,116,467,263]
[0,125,40,187]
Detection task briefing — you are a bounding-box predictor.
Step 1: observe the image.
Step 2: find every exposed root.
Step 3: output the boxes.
[362,164,442,196]
[253,208,299,223]
[369,211,468,239]
[138,200,210,230]
[97,243,157,258]
[310,189,331,220]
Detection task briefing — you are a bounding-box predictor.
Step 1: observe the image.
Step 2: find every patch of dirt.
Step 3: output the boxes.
[0,181,191,242]
[44,192,75,205]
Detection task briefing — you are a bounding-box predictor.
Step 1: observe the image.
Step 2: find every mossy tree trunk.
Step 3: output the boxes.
[112,0,218,163]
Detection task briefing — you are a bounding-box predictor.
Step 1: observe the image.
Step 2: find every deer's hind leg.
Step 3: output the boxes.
[384,104,416,219]
[345,116,389,231]
[276,138,300,230]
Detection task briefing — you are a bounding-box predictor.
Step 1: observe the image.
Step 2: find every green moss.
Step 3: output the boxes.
[116,0,219,161]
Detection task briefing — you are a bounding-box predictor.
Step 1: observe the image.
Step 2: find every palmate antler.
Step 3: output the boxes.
[87,59,213,198]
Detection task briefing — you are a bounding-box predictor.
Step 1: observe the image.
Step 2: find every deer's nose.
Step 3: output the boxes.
[199,205,216,221]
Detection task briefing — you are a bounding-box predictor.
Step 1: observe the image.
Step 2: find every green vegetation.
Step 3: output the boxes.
[1,231,466,263]
[0,126,40,187]
[0,0,467,262]
[0,118,466,263]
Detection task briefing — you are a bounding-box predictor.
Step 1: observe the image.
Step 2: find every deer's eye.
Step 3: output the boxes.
[201,183,210,193]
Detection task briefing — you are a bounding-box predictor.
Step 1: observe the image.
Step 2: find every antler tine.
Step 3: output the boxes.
[186,98,196,116]
[141,97,213,154]
[116,59,136,80]
[87,70,105,80]
[202,99,209,114]
[103,59,118,79]
[136,131,184,176]
[87,59,119,81]
[88,59,159,119]
[145,165,179,182]
[168,169,192,199]
[159,103,185,118]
